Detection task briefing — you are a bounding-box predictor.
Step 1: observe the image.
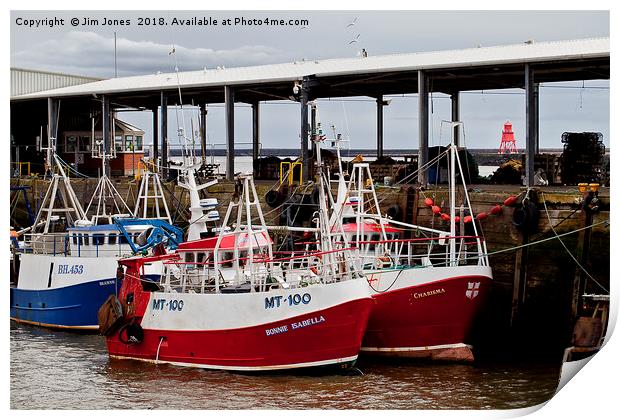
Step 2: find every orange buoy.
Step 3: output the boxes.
[464,215,473,223]
[454,216,461,224]
[489,205,502,215]
[440,213,451,221]
[424,197,434,207]
[504,196,518,207]
[431,205,441,214]
[476,212,488,221]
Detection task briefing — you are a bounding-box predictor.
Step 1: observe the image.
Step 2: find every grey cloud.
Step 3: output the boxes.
[12,31,283,77]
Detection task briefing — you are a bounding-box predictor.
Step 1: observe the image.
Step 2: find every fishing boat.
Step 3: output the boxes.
[10,131,176,330]
[101,174,374,371]
[316,129,493,362]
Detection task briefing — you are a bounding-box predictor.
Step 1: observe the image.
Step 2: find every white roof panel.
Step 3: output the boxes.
[13,37,609,100]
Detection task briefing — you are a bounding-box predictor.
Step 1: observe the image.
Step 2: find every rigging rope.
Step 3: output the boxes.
[540,192,609,294]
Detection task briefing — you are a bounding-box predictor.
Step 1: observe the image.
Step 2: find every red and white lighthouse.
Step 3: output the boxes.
[498,121,519,154]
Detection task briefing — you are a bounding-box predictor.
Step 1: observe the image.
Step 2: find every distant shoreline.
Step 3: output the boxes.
[153,147,589,158]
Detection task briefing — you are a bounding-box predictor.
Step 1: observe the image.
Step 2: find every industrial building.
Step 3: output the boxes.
[10,37,610,185]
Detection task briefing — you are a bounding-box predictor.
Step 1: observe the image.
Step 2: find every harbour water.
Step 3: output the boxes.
[10,322,560,410]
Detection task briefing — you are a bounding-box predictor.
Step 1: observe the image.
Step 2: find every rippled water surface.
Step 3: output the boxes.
[10,323,560,410]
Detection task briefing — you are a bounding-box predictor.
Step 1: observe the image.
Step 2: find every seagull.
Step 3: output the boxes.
[169,46,176,55]
[349,34,360,44]
[347,17,357,28]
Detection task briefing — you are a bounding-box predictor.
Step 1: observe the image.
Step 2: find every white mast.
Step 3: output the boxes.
[169,49,219,241]
[449,122,462,266]
[30,109,87,234]
[133,162,172,223]
[84,131,133,225]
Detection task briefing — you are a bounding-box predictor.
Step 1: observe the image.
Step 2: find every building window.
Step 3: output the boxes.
[65,135,77,153]
[115,135,123,152]
[135,135,143,151]
[79,136,91,152]
[125,135,134,151]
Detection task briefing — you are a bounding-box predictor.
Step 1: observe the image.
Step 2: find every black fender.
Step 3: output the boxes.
[512,200,539,233]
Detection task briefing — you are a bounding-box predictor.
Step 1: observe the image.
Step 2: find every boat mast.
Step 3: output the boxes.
[169,51,219,241]
[30,105,88,233]
[449,123,461,266]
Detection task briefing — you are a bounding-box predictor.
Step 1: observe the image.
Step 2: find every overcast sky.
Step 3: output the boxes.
[10,10,610,150]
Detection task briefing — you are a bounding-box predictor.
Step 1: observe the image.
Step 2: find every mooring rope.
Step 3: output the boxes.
[540,191,609,294]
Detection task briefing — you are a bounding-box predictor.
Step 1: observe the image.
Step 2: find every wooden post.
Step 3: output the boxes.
[511,231,530,327]
[571,205,594,319]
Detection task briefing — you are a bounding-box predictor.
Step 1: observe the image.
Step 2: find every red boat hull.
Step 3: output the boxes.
[106,298,372,371]
[362,268,491,362]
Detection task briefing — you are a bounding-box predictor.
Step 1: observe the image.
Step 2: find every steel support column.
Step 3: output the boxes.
[225,85,235,181]
[377,96,384,158]
[451,92,460,147]
[46,97,60,171]
[309,101,317,180]
[525,65,536,187]
[152,107,159,167]
[300,78,310,183]
[418,71,429,185]
[160,91,168,180]
[252,102,260,163]
[533,83,540,155]
[101,95,111,176]
[200,103,207,165]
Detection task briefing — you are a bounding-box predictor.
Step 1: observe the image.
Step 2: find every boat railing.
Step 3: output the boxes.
[21,232,140,258]
[159,247,362,294]
[353,235,487,269]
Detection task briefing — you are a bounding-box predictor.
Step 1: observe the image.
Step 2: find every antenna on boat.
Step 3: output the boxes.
[168,45,219,241]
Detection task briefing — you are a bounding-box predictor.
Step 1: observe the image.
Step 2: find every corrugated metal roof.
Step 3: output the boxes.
[10,68,102,98]
[13,37,609,100]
